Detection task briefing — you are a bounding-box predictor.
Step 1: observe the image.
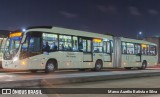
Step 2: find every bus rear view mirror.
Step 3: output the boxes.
[21,35,26,44]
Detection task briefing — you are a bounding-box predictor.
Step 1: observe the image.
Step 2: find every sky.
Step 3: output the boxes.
[0,0,160,39]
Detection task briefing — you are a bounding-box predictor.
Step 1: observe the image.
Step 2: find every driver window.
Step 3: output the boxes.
[21,37,29,52]
[28,38,41,52]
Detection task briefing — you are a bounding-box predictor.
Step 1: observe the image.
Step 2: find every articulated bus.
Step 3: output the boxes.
[2,27,158,73]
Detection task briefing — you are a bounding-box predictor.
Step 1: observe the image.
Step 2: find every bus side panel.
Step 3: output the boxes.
[121,54,127,67]
[27,54,46,69]
[47,51,83,69]
[82,52,112,69]
[121,54,141,67]
[70,52,83,68]
[141,55,157,66]
[27,52,68,70]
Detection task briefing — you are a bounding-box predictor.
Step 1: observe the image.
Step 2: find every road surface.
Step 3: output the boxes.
[0,68,159,82]
[1,76,160,97]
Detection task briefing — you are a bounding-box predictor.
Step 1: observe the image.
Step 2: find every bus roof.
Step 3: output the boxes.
[24,26,156,46]
[26,26,113,40]
[120,37,157,46]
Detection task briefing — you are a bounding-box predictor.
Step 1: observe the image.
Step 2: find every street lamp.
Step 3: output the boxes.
[137,32,142,39]
[22,28,26,32]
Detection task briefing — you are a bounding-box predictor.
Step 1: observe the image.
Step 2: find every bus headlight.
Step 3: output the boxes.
[13,57,18,62]
[21,61,26,65]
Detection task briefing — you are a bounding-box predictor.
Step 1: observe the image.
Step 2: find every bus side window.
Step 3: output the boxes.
[28,37,41,52]
[126,43,134,54]
[50,42,58,51]
[106,41,111,53]
[82,40,87,52]
[59,43,65,50]
[122,42,127,54]
[78,38,83,51]
[149,45,156,55]
[79,38,91,52]
[73,36,78,51]
[134,44,141,55]
[87,40,91,52]
[59,35,72,51]
[93,39,103,53]
[43,41,50,52]
[43,33,58,52]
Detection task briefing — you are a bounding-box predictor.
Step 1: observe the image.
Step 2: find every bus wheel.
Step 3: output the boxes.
[94,60,103,71]
[45,60,56,73]
[140,61,147,70]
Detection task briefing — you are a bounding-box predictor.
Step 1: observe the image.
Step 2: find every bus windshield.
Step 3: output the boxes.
[4,37,22,60]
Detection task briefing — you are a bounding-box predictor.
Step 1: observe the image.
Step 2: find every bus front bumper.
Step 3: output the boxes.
[2,60,28,70]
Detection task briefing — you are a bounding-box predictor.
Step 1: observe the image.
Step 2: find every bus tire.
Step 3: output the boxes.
[94,60,103,71]
[139,61,147,70]
[45,60,56,73]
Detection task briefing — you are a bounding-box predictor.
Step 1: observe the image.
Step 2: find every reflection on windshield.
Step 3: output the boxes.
[4,37,21,60]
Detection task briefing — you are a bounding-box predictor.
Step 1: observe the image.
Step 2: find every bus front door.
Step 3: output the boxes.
[136,53,141,62]
[83,52,93,68]
[79,38,93,67]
